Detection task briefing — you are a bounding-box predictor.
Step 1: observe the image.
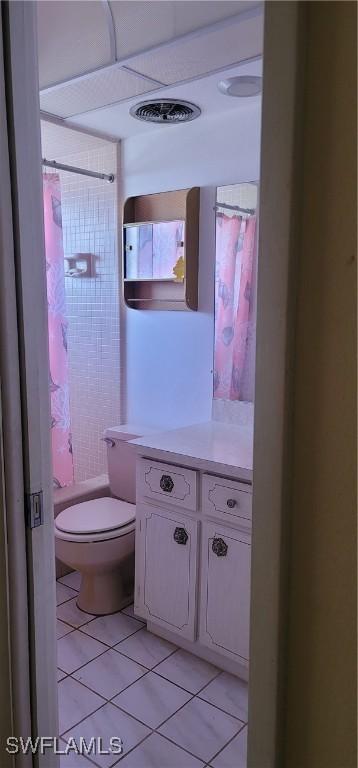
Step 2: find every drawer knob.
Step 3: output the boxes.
[160,474,174,493]
[174,527,188,545]
[212,537,228,557]
[226,498,237,509]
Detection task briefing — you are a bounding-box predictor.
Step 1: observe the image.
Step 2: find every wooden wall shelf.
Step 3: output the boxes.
[122,188,200,311]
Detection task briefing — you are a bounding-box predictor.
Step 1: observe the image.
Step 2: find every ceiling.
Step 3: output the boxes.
[37,0,263,140]
[70,59,262,140]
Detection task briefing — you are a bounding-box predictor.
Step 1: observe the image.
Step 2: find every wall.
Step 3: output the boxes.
[121,102,261,428]
[285,3,357,766]
[41,124,120,481]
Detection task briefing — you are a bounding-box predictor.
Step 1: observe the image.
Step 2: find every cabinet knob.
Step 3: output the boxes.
[160,474,174,493]
[212,537,228,557]
[226,498,237,509]
[174,527,188,545]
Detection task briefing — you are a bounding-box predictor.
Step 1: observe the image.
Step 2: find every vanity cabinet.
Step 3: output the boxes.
[135,505,198,641]
[134,448,253,679]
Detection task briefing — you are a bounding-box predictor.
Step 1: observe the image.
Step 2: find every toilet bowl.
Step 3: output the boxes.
[54,424,156,615]
[55,497,135,614]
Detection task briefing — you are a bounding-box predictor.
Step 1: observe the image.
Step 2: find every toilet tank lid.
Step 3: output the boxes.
[104,424,159,441]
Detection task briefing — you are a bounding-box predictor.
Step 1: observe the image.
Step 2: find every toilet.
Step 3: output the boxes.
[55,424,152,615]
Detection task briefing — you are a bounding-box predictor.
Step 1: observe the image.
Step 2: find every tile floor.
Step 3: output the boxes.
[56,573,248,768]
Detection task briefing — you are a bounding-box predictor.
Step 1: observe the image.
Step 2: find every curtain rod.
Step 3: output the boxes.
[215,201,255,215]
[42,158,115,183]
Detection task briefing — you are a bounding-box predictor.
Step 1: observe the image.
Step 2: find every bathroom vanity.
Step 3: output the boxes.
[131,420,253,680]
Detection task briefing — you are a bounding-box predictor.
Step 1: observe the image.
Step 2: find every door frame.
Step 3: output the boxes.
[0,6,33,766]
[248,3,305,765]
[0,2,306,767]
[2,1,58,765]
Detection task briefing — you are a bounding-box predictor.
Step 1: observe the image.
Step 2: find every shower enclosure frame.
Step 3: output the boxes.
[0,2,305,767]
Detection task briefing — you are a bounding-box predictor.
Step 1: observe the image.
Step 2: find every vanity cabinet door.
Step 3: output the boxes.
[136,505,198,641]
[199,522,251,661]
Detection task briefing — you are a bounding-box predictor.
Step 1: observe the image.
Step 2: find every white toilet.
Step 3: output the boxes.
[55,425,151,615]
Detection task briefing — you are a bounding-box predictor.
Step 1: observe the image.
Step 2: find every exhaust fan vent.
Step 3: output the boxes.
[130,98,201,124]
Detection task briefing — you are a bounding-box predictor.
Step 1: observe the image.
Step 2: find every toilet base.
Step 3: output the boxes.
[55,529,135,616]
[77,558,134,615]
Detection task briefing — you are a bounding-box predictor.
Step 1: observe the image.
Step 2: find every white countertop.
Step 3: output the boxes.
[130,420,253,483]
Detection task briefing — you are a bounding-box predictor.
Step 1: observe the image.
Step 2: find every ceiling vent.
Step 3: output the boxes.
[130,98,201,124]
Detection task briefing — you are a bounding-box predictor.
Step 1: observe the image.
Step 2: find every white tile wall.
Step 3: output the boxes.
[42,123,120,483]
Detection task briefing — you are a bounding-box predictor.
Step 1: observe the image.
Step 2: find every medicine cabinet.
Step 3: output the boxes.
[123,188,199,311]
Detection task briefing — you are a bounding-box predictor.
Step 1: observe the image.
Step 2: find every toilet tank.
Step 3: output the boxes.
[104,424,157,503]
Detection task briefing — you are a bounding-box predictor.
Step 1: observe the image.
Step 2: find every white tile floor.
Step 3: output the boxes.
[57,573,248,768]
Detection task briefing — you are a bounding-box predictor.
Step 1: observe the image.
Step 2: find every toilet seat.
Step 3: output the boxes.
[55,497,135,543]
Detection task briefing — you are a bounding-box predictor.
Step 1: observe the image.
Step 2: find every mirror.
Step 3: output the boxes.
[213,183,258,402]
[124,220,185,281]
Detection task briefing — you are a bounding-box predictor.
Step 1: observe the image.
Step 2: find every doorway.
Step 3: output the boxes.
[0,3,304,759]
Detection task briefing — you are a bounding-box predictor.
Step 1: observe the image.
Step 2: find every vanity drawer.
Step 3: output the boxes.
[202,474,252,523]
[138,458,197,512]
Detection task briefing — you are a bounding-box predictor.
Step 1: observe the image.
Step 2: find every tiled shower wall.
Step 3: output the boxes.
[42,124,120,482]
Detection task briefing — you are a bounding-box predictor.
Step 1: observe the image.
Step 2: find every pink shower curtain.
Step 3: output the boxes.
[214,213,257,400]
[43,174,74,488]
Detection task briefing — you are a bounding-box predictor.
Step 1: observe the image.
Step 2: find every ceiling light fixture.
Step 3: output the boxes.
[218,75,262,97]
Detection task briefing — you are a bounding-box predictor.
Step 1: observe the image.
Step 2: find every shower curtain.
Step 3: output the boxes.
[214,213,257,400]
[43,174,74,488]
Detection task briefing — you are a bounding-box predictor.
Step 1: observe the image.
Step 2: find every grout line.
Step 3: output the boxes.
[75,620,145,649]
[58,645,111,677]
[57,621,149,677]
[57,577,80,591]
[58,689,107,737]
[109,692,208,768]
[56,594,78,608]
[57,614,98,632]
[111,641,179,673]
[207,721,248,766]
[110,730,153,768]
[177,692,245,724]
[60,689,153,768]
[69,666,151,703]
[196,689,249,722]
[150,661,222,698]
[64,643,180,708]
[151,729,209,764]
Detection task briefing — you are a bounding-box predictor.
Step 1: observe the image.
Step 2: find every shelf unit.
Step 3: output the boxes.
[122,188,200,311]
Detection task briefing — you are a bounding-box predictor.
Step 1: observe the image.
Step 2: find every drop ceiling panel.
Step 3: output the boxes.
[110,1,253,59]
[37,1,111,89]
[40,68,157,119]
[126,13,263,85]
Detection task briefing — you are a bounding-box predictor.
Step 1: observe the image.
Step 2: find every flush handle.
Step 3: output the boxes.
[226,498,237,509]
[101,437,115,447]
[174,527,188,545]
[160,474,174,493]
[212,537,228,557]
